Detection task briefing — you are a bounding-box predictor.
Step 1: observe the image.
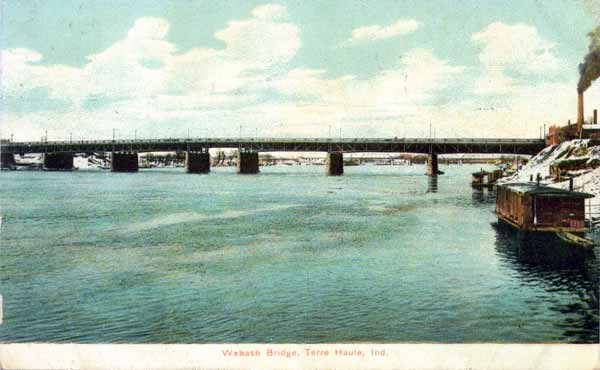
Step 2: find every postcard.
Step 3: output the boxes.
[0,1,598,369]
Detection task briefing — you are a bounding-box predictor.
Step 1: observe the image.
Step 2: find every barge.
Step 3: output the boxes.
[495,182,595,247]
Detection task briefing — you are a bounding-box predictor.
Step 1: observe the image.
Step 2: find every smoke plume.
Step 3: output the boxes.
[578,26,600,93]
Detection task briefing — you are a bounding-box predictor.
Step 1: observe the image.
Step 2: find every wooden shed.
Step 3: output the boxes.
[495,183,593,233]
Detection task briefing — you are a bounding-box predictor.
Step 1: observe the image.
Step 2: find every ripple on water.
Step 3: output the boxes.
[0,165,597,343]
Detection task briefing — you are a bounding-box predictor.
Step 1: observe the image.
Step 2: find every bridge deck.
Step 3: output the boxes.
[0,138,546,155]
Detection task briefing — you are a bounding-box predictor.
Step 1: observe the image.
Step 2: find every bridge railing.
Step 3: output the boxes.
[3,137,545,146]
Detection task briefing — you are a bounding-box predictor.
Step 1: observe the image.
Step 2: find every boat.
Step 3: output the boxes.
[472,170,490,187]
[495,218,596,249]
[472,169,504,187]
[556,232,595,248]
[495,182,596,248]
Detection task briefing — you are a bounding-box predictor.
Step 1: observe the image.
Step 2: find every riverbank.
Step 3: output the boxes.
[499,140,600,216]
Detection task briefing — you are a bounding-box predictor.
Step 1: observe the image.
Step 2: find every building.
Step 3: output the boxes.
[545,90,599,146]
[546,123,579,146]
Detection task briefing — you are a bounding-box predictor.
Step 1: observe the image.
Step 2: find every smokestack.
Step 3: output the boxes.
[578,91,584,130]
[594,109,598,124]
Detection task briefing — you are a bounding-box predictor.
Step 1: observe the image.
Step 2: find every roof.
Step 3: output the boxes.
[582,125,600,131]
[496,182,594,198]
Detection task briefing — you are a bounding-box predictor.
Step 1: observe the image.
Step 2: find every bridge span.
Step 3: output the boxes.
[0,137,546,176]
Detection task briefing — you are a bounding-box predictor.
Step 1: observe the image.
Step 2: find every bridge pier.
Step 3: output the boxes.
[111,152,139,172]
[185,151,210,174]
[326,152,344,176]
[1,153,16,170]
[237,151,259,174]
[427,153,442,177]
[44,152,74,171]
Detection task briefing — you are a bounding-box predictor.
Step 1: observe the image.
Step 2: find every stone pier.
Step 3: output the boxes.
[427,152,442,176]
[44,152,74,170]
[185,151,210,174]
[237,151,259,174]
[111,152,139,172]
[326,152,344,176]
[1,153,16,170]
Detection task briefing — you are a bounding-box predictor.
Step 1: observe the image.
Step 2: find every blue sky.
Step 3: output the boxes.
[2,0,600,140]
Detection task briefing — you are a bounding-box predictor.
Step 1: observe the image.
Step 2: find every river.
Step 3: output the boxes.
[0,164,597,343]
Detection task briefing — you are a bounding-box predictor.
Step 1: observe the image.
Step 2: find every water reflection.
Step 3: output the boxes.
[472,187,495,205]
[427,176,438,193]
[493,222,599,343]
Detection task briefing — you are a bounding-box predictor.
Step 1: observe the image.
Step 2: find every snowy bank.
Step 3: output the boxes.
[499,139,600,212]
[13,154,108,170]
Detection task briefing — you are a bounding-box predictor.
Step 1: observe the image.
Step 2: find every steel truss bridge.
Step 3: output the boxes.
[1,137,546,155]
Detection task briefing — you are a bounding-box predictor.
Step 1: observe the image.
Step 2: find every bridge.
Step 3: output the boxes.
[0,137,546,176]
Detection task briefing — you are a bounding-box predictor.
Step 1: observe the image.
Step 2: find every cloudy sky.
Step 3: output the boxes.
[2,0,600,141]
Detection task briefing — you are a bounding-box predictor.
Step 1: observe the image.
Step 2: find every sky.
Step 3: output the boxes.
[1,0,600,141]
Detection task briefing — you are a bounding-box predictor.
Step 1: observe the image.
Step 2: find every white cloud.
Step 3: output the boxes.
[165,6,299,99]
[251,4,289,21]
[0,5,305,140]
[370,49,465,102]
[3,6,585,142]
[82,18,175,99]
[268,68,354,103]
[472,70,516,96]
[1,17,176,104]
[1,40,467,140]
[472,22,564,95]
[214,10,299,68]
[271,49,464,104]
[1,6,300,111]
[256,48,465,136]
[473,22,561,74]
[127,17,170,40]
[343,19,419,46]
[1,48,81,99]
[432,81,600,139]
